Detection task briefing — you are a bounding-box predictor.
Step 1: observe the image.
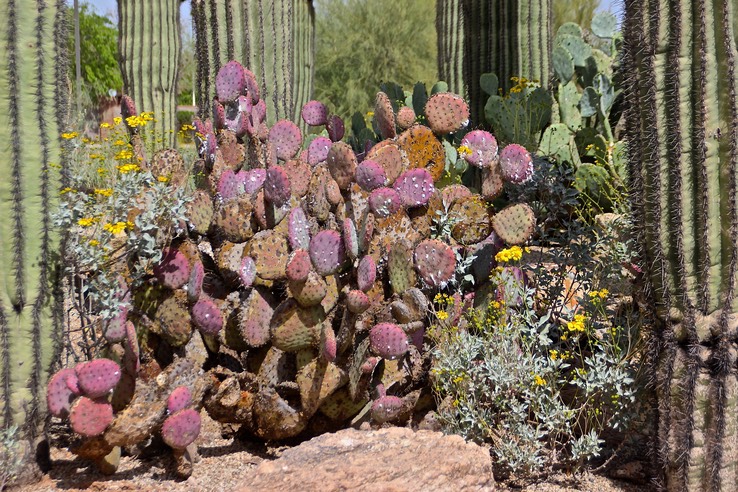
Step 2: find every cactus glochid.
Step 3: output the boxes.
[624,0,738,489]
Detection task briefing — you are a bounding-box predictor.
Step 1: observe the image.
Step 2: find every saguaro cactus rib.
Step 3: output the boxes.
[118,0,181,148]
[624,0,738,489]
[0,0,66,434]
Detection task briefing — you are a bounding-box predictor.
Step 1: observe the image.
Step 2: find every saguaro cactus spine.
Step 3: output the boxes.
[118,0,182,148]
[0,0,67,435]
[192,0,315,125]
[624,0,738,489]
[435,0,464,97]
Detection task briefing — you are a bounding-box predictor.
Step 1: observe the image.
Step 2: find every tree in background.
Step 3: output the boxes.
[315,0,437,120]
[552,0,601,32]
[66,3,122,123]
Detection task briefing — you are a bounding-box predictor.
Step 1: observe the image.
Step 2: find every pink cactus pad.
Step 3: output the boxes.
[374,92,397,140]
[321,326,337,362]
[66,373,81,395]
[342,218,359,259]
[361,356,380,374]
[302,100,328,126]
[212,99,226,129]
[47,368,79,418]
[424,92,470,134]
[154,248,191,290]
[167,386,193,414]
[414,239,456,288]
[264,166,292,207]
[368,187,402,218]
[217,169,243,200]
[357,255,377,292]
[371,395,405,424]
[396,106,417,130]
[103,307,128,343]
[215,61,247,102]
[75,359,121,398]
[288,207,311,250]
[286,249,312,282]
[346,290,370,314]
[369,323,410,360]
[393,168,435,207]
[242,168,267,194]
[307,136,332,166]
[460,130,498,168]
[161,408,202,450]
[355,159,388,192]
[309,230,347,276]
[187,260,205,304]
[192,298,224,336]
[326,141,358,190]
[69,396,114,437]
[123,321,140,376]
[239,256,257,288]
[499,143,534,184]
[269,120,303,161]
[326,114,345,142]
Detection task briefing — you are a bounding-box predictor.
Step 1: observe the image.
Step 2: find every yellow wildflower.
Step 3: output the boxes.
[549,349,559,361]
[117,163,141,174]
[180,124,195,132]
[366,111,374,118]
[533,374,546,386]
[77,217,98,227]
[59,187,75,195]
[94,188,113,197]
[113,117,122,125]
[89,153,105,160]
[494,246,524,263]
[97,167,107,176]
[457,144,473,157]
[157,175,170,183]
[103,222,128,235]
[61,132,79,139]
[100,122,112,129]
[81,137,91,144]
[88,239,100,247]
[114,149,134,161]
[437,310,449,321]
[113,139,127,147]
[566,314,587,333]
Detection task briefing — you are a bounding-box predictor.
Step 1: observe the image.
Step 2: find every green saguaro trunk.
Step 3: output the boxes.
[623,0,738,489]
[118,0,182,148]
[0,0,67,436]
[191,0,315,125]
[436,0,552,125]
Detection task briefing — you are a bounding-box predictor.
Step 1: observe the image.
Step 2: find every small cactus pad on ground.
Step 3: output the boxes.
[369,323,410,360]
[414,239,456,288]
[460,130,498,168]
[491,203,536,245]
[75,359,122,399]
[371,395,405,424]
[424,92,470,134]
[161,408,202,450]
[499,144,534,184]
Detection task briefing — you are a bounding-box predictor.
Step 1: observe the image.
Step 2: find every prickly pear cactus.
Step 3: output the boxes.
[118,0,181,148]
[624,0,738,489]
[0,0,67,437]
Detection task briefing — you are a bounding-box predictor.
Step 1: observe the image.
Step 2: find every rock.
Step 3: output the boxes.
[237,427,495,491]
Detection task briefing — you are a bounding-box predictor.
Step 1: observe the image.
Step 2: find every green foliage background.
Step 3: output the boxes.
[553,0,601,33]
[314,0,437,121]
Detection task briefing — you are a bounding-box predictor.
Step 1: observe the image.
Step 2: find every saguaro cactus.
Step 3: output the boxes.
[436,0,552,125]
[118,0,182,148]
[192,0,315,125]
[0,1,67,435]
[624,0,738,489]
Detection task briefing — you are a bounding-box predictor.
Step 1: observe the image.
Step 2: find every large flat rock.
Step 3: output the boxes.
[238,427,495,491]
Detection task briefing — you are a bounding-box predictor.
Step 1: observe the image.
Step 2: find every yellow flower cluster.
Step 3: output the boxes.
[533,374,546,386]
[103,221,133,235]
[59,187,76,195]
[180,124,195,132]
[94,188,113,197]
[588,288,609,301]
[77,217,98,227]
[566,314,587,333]
[114,117,122,126]
[100,122,112,129]
[116,163,141,174]
[457,144,473,157]
[157,175,170,183]
[434,293,455,306]
[114,149,134,161]
[61,132,79,139]
[437,310,449,321]
[125,112,154,128]
[494,246,524,263]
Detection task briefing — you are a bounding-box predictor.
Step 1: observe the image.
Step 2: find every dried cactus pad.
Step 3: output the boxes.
[307,136,332,166]
[499,144,534,184]
[302,100,328,126]
[393,168,435,207]
[215,60,247,102]
[239,256,257,288]
[154,248,191,290]
[47,368,78,418]
[414,239,456,287]
[161,408,202,450]
[309,230,347,276]
[167,386,193,414]
[326,141,358,190]
[75,359,122,399]
[269,120,303,161]
[369,323,410,360]
[374,91,397,140]
[69,397,114,437]
[460,130,498,168]
[424,92,470,134]
[491,203,536,245]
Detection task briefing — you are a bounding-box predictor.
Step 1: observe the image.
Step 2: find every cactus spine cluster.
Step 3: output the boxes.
[624,0,738,489]
[0,0,67,435]
[118,0,182,148]
[192,0,315,125]
[436,0,552,125]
